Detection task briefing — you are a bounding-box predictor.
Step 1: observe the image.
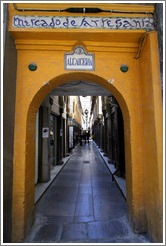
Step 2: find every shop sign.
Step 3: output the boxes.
[13,15,154,30]
[42,127,49,138]
[69,126,73,149]
[65,46,95,71]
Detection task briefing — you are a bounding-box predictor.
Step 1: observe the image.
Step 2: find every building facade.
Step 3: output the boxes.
[34,95,83,184]
[91,96,125,178]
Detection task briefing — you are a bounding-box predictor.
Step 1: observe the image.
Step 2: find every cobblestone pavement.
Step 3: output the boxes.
[25,141,151,243]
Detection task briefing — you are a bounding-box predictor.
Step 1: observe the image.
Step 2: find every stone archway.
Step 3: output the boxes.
[11,28,162,242]
[12,71,145,242]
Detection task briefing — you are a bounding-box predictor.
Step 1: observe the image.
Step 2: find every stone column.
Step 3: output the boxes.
[65,113,70,156]
[57,107,64,165]
[113,105,120,170]
[99,117,103,149]
[63,96,67,157]
[101,124,104,152]
[66,96,70,156]
[106,97,113,163]
[102,109,107,155]
[117,107,125,177]
[97,118,100,147]
[93,120,96,144]
[95,121,98,144]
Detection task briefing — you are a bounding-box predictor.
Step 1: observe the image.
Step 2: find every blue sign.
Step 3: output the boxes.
[13,15,154,30]
[65,46,95,71]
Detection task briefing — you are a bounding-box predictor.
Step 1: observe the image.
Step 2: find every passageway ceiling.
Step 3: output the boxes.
[49,81,111,97]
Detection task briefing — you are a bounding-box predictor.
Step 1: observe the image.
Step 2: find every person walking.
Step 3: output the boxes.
[86,131,90,144]
[80,132,83,146]
[84,132,86,144]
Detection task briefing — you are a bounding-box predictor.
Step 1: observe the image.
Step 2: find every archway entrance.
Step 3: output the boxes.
[34,80,126,192]
[12,69,161,243]
[9,3,162,243]
[27,80,128,243]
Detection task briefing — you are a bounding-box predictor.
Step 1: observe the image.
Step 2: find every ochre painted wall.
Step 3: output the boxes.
[8,3,162,243]
[3,6,17,242]
[139,32,163,242]
[73,97,82,127]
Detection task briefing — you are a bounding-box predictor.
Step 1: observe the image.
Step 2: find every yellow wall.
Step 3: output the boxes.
[8,3,162,243]
[73,97,82,126]
[139,32,163,241]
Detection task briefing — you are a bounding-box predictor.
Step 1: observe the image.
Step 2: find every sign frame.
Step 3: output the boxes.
[69,125,74,149]
[64,46,95,71]
[13,15,154,31]
[42,127,49,138]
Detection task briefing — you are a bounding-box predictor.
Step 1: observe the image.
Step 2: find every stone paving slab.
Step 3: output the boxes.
[25,141,151,243]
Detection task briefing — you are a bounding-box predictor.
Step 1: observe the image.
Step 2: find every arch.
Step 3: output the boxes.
[24,72,132,233]
[12,71,147,242]
[28,72,130,118]
[27,72,131,185]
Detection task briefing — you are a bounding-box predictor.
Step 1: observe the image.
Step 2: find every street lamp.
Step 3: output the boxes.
[84,109,89,130]
[85,109,88,115]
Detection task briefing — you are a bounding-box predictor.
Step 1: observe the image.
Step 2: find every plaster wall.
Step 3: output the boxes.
[3,5,17,243]
[73,97,82,126]
[139,32,163,242]
[51,96,60,116]
[154,3,163,91]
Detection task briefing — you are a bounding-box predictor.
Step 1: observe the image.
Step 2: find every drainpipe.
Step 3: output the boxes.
[13,3,154,14]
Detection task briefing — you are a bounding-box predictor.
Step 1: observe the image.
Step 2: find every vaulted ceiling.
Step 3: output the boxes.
[50,80,111,97]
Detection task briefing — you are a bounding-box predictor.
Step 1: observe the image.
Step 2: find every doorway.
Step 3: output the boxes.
[26,81,129,243]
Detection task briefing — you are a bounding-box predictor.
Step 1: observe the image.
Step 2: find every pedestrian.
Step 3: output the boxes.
[84,132,86,144]
[86,131,90,144]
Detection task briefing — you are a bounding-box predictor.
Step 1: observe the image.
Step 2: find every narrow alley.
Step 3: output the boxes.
[25,141,150,243]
